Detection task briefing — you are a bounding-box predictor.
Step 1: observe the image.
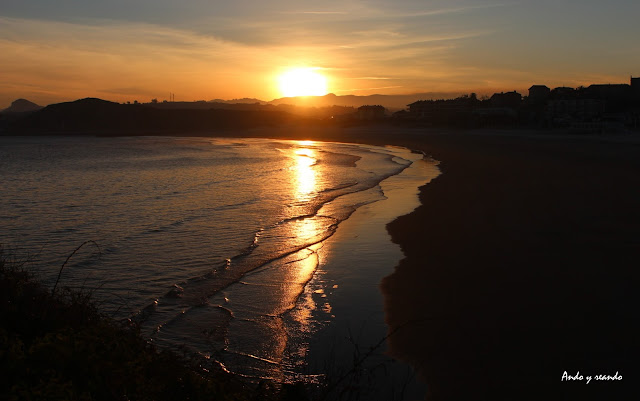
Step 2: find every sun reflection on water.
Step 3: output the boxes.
[284,142,332,349]
[293,147,316,201]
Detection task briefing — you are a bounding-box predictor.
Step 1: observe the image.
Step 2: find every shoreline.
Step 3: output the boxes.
[175,141,429,384]
[289,147,439,399]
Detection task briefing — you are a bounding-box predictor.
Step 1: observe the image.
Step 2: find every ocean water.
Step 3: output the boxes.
[0,135,438,395]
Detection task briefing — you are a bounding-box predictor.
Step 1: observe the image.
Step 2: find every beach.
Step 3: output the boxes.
[3,127,637,400]
[244,126,639,400]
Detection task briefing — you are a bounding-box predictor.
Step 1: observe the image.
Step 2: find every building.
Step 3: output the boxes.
[546,98,605,123]
[550,87,576,99]
[408,96,476,124]
[631,76,640,99]
[355,105,386,120]
[586,84,631,101]
[528,85,550,104]
[490,91,522,109]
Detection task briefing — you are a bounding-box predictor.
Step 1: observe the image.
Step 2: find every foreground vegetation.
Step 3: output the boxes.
[0,247,306,401]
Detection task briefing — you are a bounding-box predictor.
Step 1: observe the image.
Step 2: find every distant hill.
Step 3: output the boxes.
[147,100,268,111]
[268,92,467,110]
[4,97,316,135]
[144,99,356,119]
[2,99,43,113]
[210,98,266,104]
[149,92,469,112]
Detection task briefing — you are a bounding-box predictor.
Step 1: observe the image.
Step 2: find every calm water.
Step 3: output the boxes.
[0,135,438,396]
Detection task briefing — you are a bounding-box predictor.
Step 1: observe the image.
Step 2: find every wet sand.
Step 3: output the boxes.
[296,152,438,399]
[245,126,639,400]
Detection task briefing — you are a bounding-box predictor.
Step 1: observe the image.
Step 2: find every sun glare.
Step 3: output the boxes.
[278,68,328,97]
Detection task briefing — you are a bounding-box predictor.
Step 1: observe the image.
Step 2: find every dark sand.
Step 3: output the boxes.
[240,126,639,399]
[379,130,639,401]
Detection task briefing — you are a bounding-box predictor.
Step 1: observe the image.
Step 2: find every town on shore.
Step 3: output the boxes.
[365,76,640,133]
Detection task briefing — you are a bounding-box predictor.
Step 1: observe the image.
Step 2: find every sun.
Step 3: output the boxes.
[278,68,328,97]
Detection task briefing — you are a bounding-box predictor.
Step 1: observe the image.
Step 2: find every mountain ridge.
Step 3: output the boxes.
[1,98,43,113]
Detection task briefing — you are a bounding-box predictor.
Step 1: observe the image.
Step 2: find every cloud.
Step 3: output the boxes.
[99,87,158,96]
[334,85,404,93]
[391,3,515,19]
[0,9,504,105]
[0,16,286,103]
[283,11,349,15]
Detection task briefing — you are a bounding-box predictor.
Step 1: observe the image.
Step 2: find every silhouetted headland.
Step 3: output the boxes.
[0,97,324,136]
[2,98,43,114]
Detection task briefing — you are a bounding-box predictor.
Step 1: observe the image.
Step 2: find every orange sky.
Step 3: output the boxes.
[1,1,639,107]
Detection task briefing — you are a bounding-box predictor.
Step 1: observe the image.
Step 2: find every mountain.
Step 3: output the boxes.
[154,92,469,111]
[2,99,43,113]
[210,98,266,104]
[268,92,467,110]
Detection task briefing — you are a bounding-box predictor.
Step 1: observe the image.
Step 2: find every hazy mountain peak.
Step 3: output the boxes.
[2,99,43,113]
[268,92,465,109]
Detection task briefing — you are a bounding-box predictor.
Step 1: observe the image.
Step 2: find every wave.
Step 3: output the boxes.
[133,148,417,374]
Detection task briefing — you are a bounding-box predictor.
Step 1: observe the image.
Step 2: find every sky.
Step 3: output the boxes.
[1,0,639,106]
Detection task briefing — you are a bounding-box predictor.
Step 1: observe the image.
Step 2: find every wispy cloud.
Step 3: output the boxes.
[0,11,496,104]
[334,31,490,56]
[0,16,285,103]
[283,11,349,15]
[397,3,514,19]
[334,86,404,93]
[354,77,393,80]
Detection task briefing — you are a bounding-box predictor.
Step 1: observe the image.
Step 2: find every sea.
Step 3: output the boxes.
[0,135,439,399]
